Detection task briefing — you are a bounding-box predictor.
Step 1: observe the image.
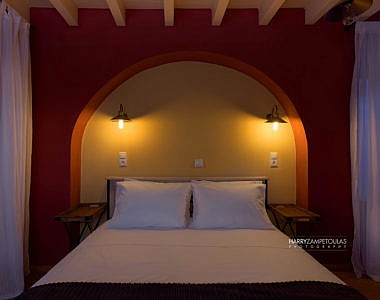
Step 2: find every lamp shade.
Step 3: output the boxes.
[265,105,287,124]
[111,104,130,122]
[265,105,287,131]
[111,104,130,129]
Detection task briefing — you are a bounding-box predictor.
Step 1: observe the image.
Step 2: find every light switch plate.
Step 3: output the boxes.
[270,152,278,168]
[119,152,127,167]
[194,159,204,168]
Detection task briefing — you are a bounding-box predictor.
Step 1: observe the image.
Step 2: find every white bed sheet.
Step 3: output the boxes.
[35,223,343,286]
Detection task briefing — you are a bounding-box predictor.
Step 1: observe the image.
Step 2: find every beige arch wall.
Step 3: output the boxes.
[81,62,296,204]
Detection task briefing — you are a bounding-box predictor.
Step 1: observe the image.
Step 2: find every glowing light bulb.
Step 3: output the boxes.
[118,119,124,129]
[273,121,279,131]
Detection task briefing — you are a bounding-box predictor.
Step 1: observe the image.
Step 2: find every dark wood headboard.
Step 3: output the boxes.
[106,176,268,219]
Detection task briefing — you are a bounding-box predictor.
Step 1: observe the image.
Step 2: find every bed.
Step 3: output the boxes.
[18,177,366,299]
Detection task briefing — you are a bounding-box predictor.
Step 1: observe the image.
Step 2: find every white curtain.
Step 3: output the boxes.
[350,22,380,282]
[0,1,32,298]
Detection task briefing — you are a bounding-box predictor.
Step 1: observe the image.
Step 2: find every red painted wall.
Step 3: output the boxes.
[30,8,362,265]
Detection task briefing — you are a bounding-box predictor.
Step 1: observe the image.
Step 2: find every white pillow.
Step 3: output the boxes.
[190,181,273,229]
[107,180,191,229]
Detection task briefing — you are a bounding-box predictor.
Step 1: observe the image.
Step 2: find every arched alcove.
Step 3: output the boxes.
[70,51,308,207]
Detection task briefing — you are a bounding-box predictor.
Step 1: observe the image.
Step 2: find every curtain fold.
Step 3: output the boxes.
[350,22,380,282]
[0,1,32,298]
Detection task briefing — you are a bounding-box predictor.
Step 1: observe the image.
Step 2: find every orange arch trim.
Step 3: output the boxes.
[70,51,308,208]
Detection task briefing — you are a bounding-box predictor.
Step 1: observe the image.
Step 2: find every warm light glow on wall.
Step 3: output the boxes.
[273,121,279,131]
[250,117,292,147]
[118,119,124,129]
[81,62,296,205]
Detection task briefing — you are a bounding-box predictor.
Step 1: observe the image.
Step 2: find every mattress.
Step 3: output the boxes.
[35,223,343,286]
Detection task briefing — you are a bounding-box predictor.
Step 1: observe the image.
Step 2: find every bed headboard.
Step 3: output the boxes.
[105,176,268,220]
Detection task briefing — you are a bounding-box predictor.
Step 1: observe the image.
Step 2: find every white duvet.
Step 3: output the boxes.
[35,224,343,286]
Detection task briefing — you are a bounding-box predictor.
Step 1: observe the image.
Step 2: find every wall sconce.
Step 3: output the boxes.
[111,104,130,129]
[265,105,287,131]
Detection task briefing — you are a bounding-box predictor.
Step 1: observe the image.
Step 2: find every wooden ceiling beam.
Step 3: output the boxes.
[304,0,341,25]
[48,0,78,26]
[106,0,126,26]
[212,0,230,26]
[164,0,174,26]
[258,0,285,25]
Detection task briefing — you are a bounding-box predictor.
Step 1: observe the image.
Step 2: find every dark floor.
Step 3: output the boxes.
[24,266,51,289]
[333,271,380,300]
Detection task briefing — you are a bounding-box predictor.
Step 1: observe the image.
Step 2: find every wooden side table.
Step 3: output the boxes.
[268,204,321,237]
[54,203,106,249]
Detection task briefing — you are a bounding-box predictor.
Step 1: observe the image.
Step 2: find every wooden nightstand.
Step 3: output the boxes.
[268,204,321,237]
[54,203,106,249]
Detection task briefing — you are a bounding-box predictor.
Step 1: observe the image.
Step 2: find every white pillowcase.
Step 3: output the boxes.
[107,180,192,229]
[190,181,273,229]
